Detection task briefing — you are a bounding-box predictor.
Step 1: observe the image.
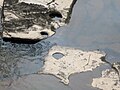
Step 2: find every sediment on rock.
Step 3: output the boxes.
[1,0,77,43]
[92,62,120,90]
[38,45,106,85]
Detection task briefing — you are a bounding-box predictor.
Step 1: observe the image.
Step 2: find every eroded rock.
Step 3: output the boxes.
[92,62,120,90]
[39,45,106,84]
[1,0,77,43]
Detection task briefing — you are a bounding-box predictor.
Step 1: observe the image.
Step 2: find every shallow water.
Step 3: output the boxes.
[48,0,120,63]
[0,0,120,90]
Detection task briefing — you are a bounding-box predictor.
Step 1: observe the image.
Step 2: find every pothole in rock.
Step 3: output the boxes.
[39,45,106,84]
[49,11,62,20]
[52,52,65,60]
[40,31,49,37]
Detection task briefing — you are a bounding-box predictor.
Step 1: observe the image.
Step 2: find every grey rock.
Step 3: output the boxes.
[92,62,120,90]
[112,62,120,80]
[1,0,77,43]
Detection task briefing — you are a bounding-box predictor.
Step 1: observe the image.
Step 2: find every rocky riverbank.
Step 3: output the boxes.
[1,0,77,43]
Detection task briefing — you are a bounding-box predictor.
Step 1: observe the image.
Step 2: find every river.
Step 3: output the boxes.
[0,0,120,90]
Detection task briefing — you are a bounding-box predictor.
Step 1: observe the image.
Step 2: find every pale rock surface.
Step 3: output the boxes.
[92,63,120,90]
[39,45,106,84]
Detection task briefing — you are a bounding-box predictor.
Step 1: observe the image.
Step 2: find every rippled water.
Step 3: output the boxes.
[0,0,120,90]
[0,39,54,79]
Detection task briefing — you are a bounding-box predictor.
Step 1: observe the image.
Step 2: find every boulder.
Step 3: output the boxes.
[1,0,77,43]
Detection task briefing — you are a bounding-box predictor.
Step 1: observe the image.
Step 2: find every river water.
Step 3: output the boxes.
[0,0,120,90]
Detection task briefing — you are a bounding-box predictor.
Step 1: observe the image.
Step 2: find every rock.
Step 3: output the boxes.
[0,0,4,7]
[112,62,120,79]
[1,0,77,43]
[38,45,106,85]
[92,62,120,90]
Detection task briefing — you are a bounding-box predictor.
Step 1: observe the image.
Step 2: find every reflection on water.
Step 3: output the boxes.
[0,39,54,80]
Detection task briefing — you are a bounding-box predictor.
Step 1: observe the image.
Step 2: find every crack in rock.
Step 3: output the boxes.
[1,0,77,43]
[38,45,106,85]
[92,62,120,90]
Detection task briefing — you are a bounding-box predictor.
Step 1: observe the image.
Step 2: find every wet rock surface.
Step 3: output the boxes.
[92,62,120,90]
[1,0,77,43]
[39,45,106,84]
[0,0,120,90]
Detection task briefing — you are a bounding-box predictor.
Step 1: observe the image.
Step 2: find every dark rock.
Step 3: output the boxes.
[1,0,77,43]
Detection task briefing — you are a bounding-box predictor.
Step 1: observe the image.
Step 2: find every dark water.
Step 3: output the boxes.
[0,40,54,78]
[0,0,120,90]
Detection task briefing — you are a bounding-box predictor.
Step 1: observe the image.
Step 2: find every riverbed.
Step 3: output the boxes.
[0,0,120,90]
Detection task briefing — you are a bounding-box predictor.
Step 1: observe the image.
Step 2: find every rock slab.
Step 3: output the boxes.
[39,45,106,84]
[1,0,77,43]
[92,62,120,90]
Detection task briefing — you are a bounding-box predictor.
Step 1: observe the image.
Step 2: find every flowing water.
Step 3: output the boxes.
[0,0,120,90]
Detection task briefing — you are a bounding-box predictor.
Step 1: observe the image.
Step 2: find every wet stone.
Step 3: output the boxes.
[39,45,106,85]
[1,0,77,43]
[92,62,120,90]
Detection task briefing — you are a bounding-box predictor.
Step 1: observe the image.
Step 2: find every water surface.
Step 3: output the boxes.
[0,0,120,90]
